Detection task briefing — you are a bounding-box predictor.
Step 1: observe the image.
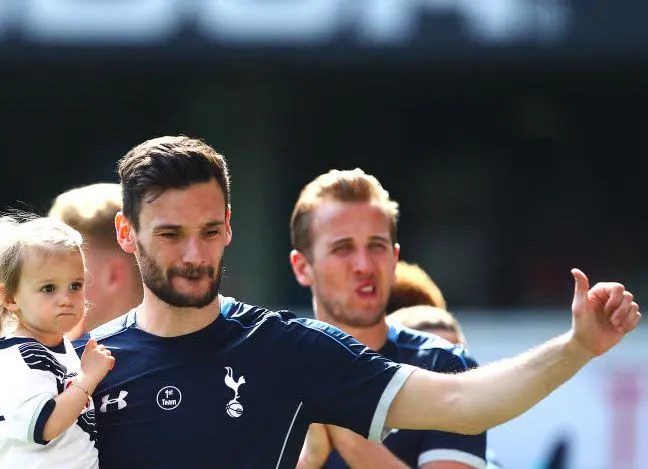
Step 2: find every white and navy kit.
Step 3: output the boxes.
[0,336,98,469]
[323,325,488,468]
[78,296,415,469]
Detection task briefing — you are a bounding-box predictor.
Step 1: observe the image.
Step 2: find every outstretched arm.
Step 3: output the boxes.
[386,269,641,435]
[387,330,589,435]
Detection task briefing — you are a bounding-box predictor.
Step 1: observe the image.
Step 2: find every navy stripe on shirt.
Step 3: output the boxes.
[34,399,56,445]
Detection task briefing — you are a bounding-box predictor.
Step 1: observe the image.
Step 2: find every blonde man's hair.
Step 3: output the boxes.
[386,261,446,314]
[48,183,122,248]
[290,168,399,258]
[0,214,84,334]
[387,306,466,345]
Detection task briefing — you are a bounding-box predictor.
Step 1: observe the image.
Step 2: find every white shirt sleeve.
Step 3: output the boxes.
[0,347,58,444]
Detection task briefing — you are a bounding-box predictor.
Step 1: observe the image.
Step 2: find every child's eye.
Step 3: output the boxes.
[40,284,55,293]
[70,282,84,291]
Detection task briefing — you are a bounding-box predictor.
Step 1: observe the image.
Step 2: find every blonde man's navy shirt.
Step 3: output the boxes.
[323,326,488,469]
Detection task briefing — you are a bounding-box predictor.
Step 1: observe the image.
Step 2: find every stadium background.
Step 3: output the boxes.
[0,1,646,467]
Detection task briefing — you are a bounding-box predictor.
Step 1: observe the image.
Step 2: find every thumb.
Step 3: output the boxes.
[571,268,590,301]
[84,338,97,351]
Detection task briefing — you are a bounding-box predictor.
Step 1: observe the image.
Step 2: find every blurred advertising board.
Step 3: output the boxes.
[1,0,646,62]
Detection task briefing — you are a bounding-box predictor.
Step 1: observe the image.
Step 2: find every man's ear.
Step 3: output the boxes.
[0,283,19,313]
[115,212,136,254]
[289,250,314,287]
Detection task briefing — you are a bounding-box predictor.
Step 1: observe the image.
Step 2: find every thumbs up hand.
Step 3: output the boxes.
[569,268,641,358]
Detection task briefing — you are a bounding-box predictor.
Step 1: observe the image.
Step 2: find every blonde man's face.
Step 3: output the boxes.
[306,200,399,328]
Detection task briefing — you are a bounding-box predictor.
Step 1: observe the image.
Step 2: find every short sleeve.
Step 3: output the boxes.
[1,359,58,445]
[295,319,415,441]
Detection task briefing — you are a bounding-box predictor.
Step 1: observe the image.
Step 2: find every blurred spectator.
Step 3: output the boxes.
[387,260,446,314]
[387,305,466,345]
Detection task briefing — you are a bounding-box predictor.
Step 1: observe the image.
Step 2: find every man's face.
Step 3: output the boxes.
[301,200,399,328]
[131,180,232,308]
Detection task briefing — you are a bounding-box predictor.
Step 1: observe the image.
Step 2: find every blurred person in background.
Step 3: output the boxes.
[387,306,466,346]
[386,260,447,314]
[49,183,142,340]
[290,169,487,469]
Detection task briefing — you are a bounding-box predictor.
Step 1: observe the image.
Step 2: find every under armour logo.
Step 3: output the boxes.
[224,367,246,418]
[99,390,129,413]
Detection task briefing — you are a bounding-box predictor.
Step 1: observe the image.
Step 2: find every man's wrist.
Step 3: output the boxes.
[562,331,596,364]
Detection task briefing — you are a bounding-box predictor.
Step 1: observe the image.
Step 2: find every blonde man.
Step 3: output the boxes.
[49,183,142,340]
[290,169,487,469]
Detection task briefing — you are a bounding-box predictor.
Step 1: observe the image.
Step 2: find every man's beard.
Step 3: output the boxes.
[137,240,223,308]
[317,295,386,329]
